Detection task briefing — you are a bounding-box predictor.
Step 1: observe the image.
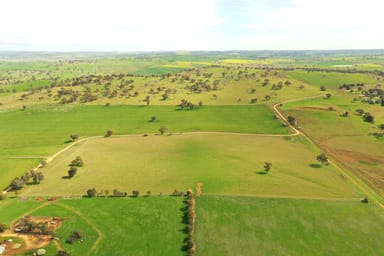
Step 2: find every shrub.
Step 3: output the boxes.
[132,190,140,197]
[86,188,97,198]
[0,223,8,232]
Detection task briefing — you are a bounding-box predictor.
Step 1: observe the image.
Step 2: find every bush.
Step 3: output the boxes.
[104,130,113,137]
[68,167,77,178]
[57,250,70,256]
[70,156,83,167]
[132,190,140,197]
[172,189,184,196]
[86,188,97,198]
[0,223,8,232]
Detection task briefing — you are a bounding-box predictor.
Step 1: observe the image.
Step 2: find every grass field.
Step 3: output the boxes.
[0,197,186,256]
[195,195,384,256]
[0,104,287,156]
[1,52,384,256]
[23,134,360,198]
[0,158,42,190]
[288,70,378,88]
[281,95,384,197]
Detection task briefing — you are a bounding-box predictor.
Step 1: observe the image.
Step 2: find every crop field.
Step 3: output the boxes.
[0,51,384,256]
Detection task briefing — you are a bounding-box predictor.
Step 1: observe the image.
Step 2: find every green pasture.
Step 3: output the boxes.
[23,134,359,198]
[0,197,186,256]
[288,70,377,88]
[0,104,287,156]
[195,195,384,256]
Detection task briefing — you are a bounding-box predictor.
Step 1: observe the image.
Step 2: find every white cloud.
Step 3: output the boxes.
[239,0,384,50]
[0,0,224,51]
[268,0,383,33]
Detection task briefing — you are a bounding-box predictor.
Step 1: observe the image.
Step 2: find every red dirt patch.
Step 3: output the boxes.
[295,106,329,111]
[0,216,64,255]
[325,148,384,195]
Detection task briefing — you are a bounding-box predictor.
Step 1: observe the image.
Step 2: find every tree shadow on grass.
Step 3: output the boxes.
[64,140,73,144]
[179,197,189,253]
[256,171,267,175]
[61,176,71,179]
[309,163,322,168]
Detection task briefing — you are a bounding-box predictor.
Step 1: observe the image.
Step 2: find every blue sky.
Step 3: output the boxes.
[0,0,383,51]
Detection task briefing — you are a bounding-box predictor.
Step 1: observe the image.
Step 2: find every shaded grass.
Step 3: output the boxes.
[195,195,384,256]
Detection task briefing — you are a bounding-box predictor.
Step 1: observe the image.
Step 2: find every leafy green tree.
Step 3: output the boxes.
[363,112,374,123]
[57,250,70,256]
[0,223,8,232]
[104,130,113,137]
[86,188,97,198]
[159,126,168,135]
[32,172,44,184]
[68,167,77,178]
[264,162,272,173]
[320,86,326,91]
[132,190,140,197]
[70,156,84,167]
[378,124,384,131]
[316,153,329,165]
[355,109,365,116]
[10,177,25,190]
[70,134,79,141]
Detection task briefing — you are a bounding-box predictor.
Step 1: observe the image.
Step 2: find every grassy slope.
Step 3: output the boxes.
[23,134,359,198]
[196,195,384,256]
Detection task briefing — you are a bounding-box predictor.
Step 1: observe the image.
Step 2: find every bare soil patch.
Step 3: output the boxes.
[325,148,384,196]
[295,106,329,111]
[0,216,64,255]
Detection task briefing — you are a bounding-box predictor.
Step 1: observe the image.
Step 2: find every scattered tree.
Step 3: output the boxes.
[363,112,374,123]
[70,156,84,167]
[355,109,365,116]
[159,126,168,135]
[70,134,79,141]
[68,167,77,178]
[86,188,97,198]
[287,116,298,126]
[0,223,7,232]
[264,162,272,173]
[150,116,157,122]
[316,153,329,165]
[10,177,25,190]
[378,124,384,131]
[104,130,113,137]
[325,93,332,99]
[132,190,140,197]
[320,86,326,91]
[32,171,44,184]
[57,250,70,256]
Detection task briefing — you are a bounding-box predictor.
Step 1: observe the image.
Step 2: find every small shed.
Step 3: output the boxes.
[0,245,6,255]
[37,248,46,255]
